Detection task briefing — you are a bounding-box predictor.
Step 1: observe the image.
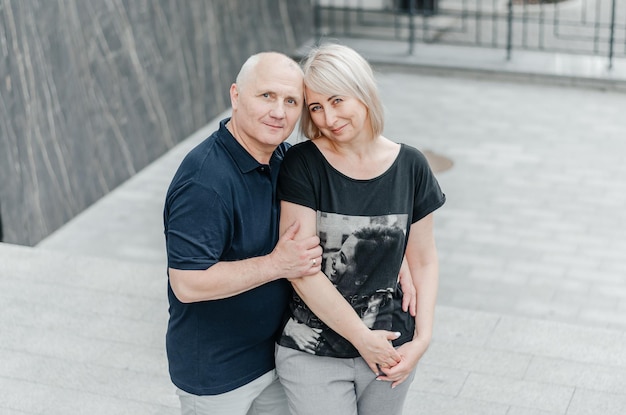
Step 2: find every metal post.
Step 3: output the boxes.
[423,0,431,41]
[608,0,616,70]
[408,0,416,55]
[313,0,321,45]
[506,0,513,61]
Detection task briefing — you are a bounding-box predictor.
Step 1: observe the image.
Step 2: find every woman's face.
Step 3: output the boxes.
[329,234,359,283]
[304,87,370,143]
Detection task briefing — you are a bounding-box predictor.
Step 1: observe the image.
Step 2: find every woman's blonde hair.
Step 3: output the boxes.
[299,43,384,140]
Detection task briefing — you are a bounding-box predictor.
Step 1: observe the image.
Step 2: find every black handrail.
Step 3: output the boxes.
[313,0,622,70]
[506,0,513,61]
[0,205,4,242]
[408,0,416,54]
[608,0,617,69]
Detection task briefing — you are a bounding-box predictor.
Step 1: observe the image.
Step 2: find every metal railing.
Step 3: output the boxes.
[313,0,625,69]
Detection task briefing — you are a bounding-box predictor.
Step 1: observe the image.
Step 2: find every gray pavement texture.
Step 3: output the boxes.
[3,39,626,414]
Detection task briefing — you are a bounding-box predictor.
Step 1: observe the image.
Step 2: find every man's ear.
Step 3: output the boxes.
[230,83,239,109]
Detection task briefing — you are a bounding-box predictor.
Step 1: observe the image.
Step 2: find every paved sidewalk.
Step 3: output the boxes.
[2,43,625,414]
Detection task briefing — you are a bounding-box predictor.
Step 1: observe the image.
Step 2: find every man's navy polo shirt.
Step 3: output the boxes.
[163,118,291,395]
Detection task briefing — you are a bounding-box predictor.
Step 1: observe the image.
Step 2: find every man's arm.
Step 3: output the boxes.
[398,257,417,316]
[170,221,323,303]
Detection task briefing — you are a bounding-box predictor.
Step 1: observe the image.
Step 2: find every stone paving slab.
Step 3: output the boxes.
[0,243,177,415]
[413,307,626,414]
[3,242,626,414]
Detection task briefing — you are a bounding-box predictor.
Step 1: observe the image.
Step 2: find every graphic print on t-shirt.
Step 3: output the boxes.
[318,211,408,298]
[281,211,408,356]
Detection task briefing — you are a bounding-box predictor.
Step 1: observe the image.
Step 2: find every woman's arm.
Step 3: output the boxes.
[377,213,439,387]
[407,213,439,345]
[280,201,401,372]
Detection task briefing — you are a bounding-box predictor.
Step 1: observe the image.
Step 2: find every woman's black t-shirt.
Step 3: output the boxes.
[277,140,445,358]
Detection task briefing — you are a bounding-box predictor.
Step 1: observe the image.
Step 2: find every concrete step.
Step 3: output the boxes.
[298,38,626,92]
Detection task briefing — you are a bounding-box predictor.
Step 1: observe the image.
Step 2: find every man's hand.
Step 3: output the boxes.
[398,258,417,316]
[270,221,323,280]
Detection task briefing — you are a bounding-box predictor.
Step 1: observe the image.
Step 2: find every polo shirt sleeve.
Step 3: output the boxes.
[165,179,230,270]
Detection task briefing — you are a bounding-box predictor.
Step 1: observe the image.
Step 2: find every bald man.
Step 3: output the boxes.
[163,52,323,415]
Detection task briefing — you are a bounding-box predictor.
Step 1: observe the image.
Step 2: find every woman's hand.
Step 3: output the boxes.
[374,336,430,388]
[354,330,402,375]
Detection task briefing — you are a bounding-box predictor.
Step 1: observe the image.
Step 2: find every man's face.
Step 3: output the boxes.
[231,57,303,150]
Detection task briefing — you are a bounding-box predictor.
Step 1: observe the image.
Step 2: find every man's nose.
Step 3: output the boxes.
[269,101,286,118]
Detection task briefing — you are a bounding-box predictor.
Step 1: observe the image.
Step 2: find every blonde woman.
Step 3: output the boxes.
[275,43,446,415]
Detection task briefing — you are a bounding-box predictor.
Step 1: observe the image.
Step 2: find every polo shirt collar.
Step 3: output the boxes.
[218,118,271,174]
